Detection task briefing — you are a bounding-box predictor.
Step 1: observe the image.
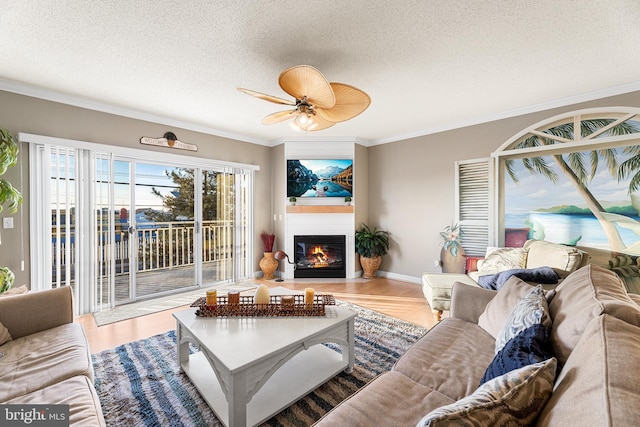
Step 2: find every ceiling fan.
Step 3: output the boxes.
[238,65,371,131]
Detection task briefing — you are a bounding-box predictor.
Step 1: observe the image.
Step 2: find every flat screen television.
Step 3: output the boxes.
[287,159,353,198]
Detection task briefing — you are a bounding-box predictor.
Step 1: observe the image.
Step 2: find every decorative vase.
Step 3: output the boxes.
[259,252,278,280]
[360,255,382,279]
[440,247,466,274]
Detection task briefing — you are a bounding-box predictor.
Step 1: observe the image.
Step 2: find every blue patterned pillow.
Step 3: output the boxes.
[417,358,557,427]
[480,323,553,385]
[495,284,551,354]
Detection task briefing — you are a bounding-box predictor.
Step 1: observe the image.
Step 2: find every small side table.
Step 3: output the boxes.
[421,273,479,321]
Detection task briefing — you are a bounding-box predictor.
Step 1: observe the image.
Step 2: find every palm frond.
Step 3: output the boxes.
[565,152,588,183]
[504,159,519,183]
[508,119,637,190]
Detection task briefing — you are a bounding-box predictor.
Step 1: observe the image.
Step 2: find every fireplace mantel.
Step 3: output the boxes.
[286,205,353,214]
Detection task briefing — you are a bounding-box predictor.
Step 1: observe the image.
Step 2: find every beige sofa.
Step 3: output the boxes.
[0,287,105,426]
[315,264,640,426]
[422,239,590,320]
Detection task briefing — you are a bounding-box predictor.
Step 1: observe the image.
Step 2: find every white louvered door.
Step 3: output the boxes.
[455,158,494,257]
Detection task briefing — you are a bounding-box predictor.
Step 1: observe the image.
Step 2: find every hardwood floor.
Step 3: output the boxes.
[76,277,438,353]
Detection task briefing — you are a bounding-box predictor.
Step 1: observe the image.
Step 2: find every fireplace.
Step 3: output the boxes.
[293,235,346,278]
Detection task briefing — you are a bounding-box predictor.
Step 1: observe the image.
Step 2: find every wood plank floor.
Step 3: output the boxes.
[77,277,439,353]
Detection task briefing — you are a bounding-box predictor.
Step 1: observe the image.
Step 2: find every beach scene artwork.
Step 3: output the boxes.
[504,146,640,256]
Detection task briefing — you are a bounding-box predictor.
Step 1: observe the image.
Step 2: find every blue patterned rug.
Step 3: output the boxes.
[92,301,428,426]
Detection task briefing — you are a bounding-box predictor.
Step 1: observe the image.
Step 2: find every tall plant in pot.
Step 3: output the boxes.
[0,128,22,294]
[355,223,390,279]
[0,128,22,214]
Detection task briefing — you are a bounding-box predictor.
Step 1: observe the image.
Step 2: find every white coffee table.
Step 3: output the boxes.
[173,291,356,427]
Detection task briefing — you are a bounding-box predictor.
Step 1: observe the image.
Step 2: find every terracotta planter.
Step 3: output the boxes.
[440,247,466,274]
[259,252,278,279]
[360,255,382,279]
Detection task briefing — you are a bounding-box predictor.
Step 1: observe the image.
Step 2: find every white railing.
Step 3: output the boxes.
[52,220,235,283]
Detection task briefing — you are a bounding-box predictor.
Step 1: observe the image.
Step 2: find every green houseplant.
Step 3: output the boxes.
[0,128,21,294]
[355,223,390,279]
[0,128,22,214]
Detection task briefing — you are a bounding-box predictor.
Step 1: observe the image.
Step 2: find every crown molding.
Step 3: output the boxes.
[370,80,640,146]
[0,78,270,146]
[4,78,640,148]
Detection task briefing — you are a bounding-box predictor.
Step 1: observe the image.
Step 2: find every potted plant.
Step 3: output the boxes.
[288,196,297,206]
[355,223,390,279]
[344,196,352,206]
[439,223,465,273]
[0,266,15,294]
[0,128,22,213]
[259,231,278,279]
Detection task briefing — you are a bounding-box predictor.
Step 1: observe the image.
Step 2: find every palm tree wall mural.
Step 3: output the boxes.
[503,116,640,256]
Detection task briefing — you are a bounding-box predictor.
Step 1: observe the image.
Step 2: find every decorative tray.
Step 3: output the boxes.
[191,294,336,317]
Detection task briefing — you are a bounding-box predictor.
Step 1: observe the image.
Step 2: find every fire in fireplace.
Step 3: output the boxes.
[293,235,346,278]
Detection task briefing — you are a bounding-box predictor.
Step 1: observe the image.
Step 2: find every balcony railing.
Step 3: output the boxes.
[52,220,235,284]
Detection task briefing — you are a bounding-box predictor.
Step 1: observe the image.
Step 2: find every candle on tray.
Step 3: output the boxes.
[304,287,315,306]
[228,290,240,305]
[280,295,294,306]
[254,284,270,305]
[206,289,217,306]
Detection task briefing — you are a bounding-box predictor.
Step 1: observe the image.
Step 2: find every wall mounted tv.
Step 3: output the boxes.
[287,159,353,198]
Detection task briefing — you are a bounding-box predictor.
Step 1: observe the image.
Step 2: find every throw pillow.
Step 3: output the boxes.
[0,321,12,346]
[478,247,527,274]
[477,266,560,290]
[0,284,28,297]
[479,323,553,385]
[495,285,552,354]
[478,277,535,339]
[416,358,557,427]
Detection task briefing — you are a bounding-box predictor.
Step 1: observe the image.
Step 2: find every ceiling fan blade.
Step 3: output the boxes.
[262,110,297,125]
[278,65,336,109]
[237,88,295,105]
[316,83,371,123]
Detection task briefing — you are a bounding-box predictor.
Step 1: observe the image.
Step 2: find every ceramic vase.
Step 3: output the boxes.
[440,247,466,274]
[259,251,278,280]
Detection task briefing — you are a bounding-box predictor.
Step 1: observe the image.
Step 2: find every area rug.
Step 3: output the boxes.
[93,281,257,326]
[92,300,428,426]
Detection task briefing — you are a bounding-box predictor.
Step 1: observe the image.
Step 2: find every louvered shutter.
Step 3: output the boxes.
[455,158,493,257]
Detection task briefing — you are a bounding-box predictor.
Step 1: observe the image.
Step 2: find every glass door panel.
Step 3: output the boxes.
[201,169,235,285]
[112,160,133,304]
[132,163,197,299]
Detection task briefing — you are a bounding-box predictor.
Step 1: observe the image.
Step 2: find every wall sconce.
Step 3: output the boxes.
[274,250,295,282]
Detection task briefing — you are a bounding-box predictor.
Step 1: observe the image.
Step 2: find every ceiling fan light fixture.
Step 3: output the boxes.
[239,65,369,131]
[291,112,317,131]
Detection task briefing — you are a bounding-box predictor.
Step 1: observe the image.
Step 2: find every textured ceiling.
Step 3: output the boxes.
[2,1,640,145]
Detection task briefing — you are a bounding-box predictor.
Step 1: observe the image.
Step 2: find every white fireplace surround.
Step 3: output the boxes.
[283,214,355,279]
[282,139,358,279]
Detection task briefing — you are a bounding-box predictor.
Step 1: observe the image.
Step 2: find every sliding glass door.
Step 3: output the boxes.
[28,136,255,315]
